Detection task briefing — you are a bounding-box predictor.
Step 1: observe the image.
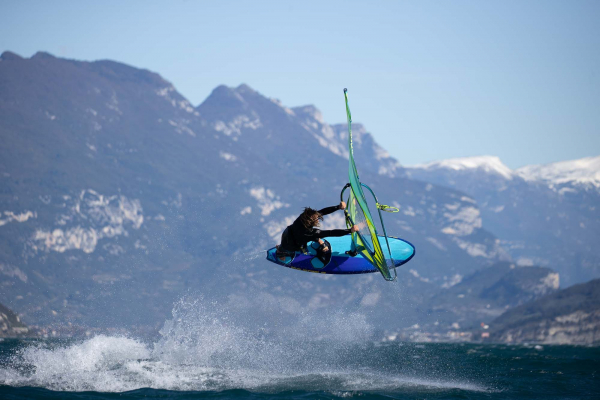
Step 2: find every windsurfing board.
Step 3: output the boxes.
[266,235,415,275]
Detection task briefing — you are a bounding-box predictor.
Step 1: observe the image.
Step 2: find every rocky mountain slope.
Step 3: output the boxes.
[487,279,600,345]
[0,303,30,337]
[397,262,560,334]
[428,263,558,328]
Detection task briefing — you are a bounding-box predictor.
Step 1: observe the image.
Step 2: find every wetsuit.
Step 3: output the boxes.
[278,205,350,253]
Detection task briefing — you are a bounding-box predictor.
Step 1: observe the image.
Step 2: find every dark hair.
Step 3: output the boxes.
[299,207,323,229]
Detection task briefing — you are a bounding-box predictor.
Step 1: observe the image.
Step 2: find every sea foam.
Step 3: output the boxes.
[0,295,488,393]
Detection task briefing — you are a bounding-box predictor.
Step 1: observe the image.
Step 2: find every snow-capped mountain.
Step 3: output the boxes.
[408,155,600,191]
[413,156,514,180]
[406,155,600,286]
[516,156,600,189]
[0,51,512,332]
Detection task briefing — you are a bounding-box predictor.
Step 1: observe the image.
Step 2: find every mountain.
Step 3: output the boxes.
[486,278,600,345]
[0,51,510,333]
[423,262,559,330]
[405,155,600,286]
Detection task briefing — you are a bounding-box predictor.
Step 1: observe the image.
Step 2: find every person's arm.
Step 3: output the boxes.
[318,205,340,216]
[312,226,359,252]
[303,228,347,243]
[314,228,351,238]
[318,201,346,217]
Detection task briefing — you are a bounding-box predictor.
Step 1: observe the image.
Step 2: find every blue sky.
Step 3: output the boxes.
[1,0,598,168]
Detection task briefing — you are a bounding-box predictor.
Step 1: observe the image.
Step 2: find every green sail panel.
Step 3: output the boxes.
[343,89,394,281]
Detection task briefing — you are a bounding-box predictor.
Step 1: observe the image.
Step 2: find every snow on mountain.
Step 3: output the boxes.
[411,156,514,180]
[408,155,600,190]
[516,156,600,189]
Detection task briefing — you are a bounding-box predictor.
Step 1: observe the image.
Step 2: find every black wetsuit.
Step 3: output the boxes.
[279,205,350,252]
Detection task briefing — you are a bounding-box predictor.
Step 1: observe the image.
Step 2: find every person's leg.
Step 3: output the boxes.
[313,240,332,267]
[277,228,293,261]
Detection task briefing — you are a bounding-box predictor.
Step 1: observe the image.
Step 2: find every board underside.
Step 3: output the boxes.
[266,235,415,275]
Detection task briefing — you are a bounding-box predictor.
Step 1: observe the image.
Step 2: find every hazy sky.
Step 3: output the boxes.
[2,0,598,168]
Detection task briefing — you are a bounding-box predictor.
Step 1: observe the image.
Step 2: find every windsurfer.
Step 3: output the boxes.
[276,202,359,261]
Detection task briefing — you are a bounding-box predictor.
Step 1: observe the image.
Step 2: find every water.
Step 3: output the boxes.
[1,297,598,399]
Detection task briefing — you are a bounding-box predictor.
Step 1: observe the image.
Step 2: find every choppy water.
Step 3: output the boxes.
[1,297,598,399]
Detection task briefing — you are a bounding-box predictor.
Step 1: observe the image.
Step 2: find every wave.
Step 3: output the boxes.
[0,296,489,394]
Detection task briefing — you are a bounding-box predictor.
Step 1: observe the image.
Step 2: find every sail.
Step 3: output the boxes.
[343,89,395,281]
